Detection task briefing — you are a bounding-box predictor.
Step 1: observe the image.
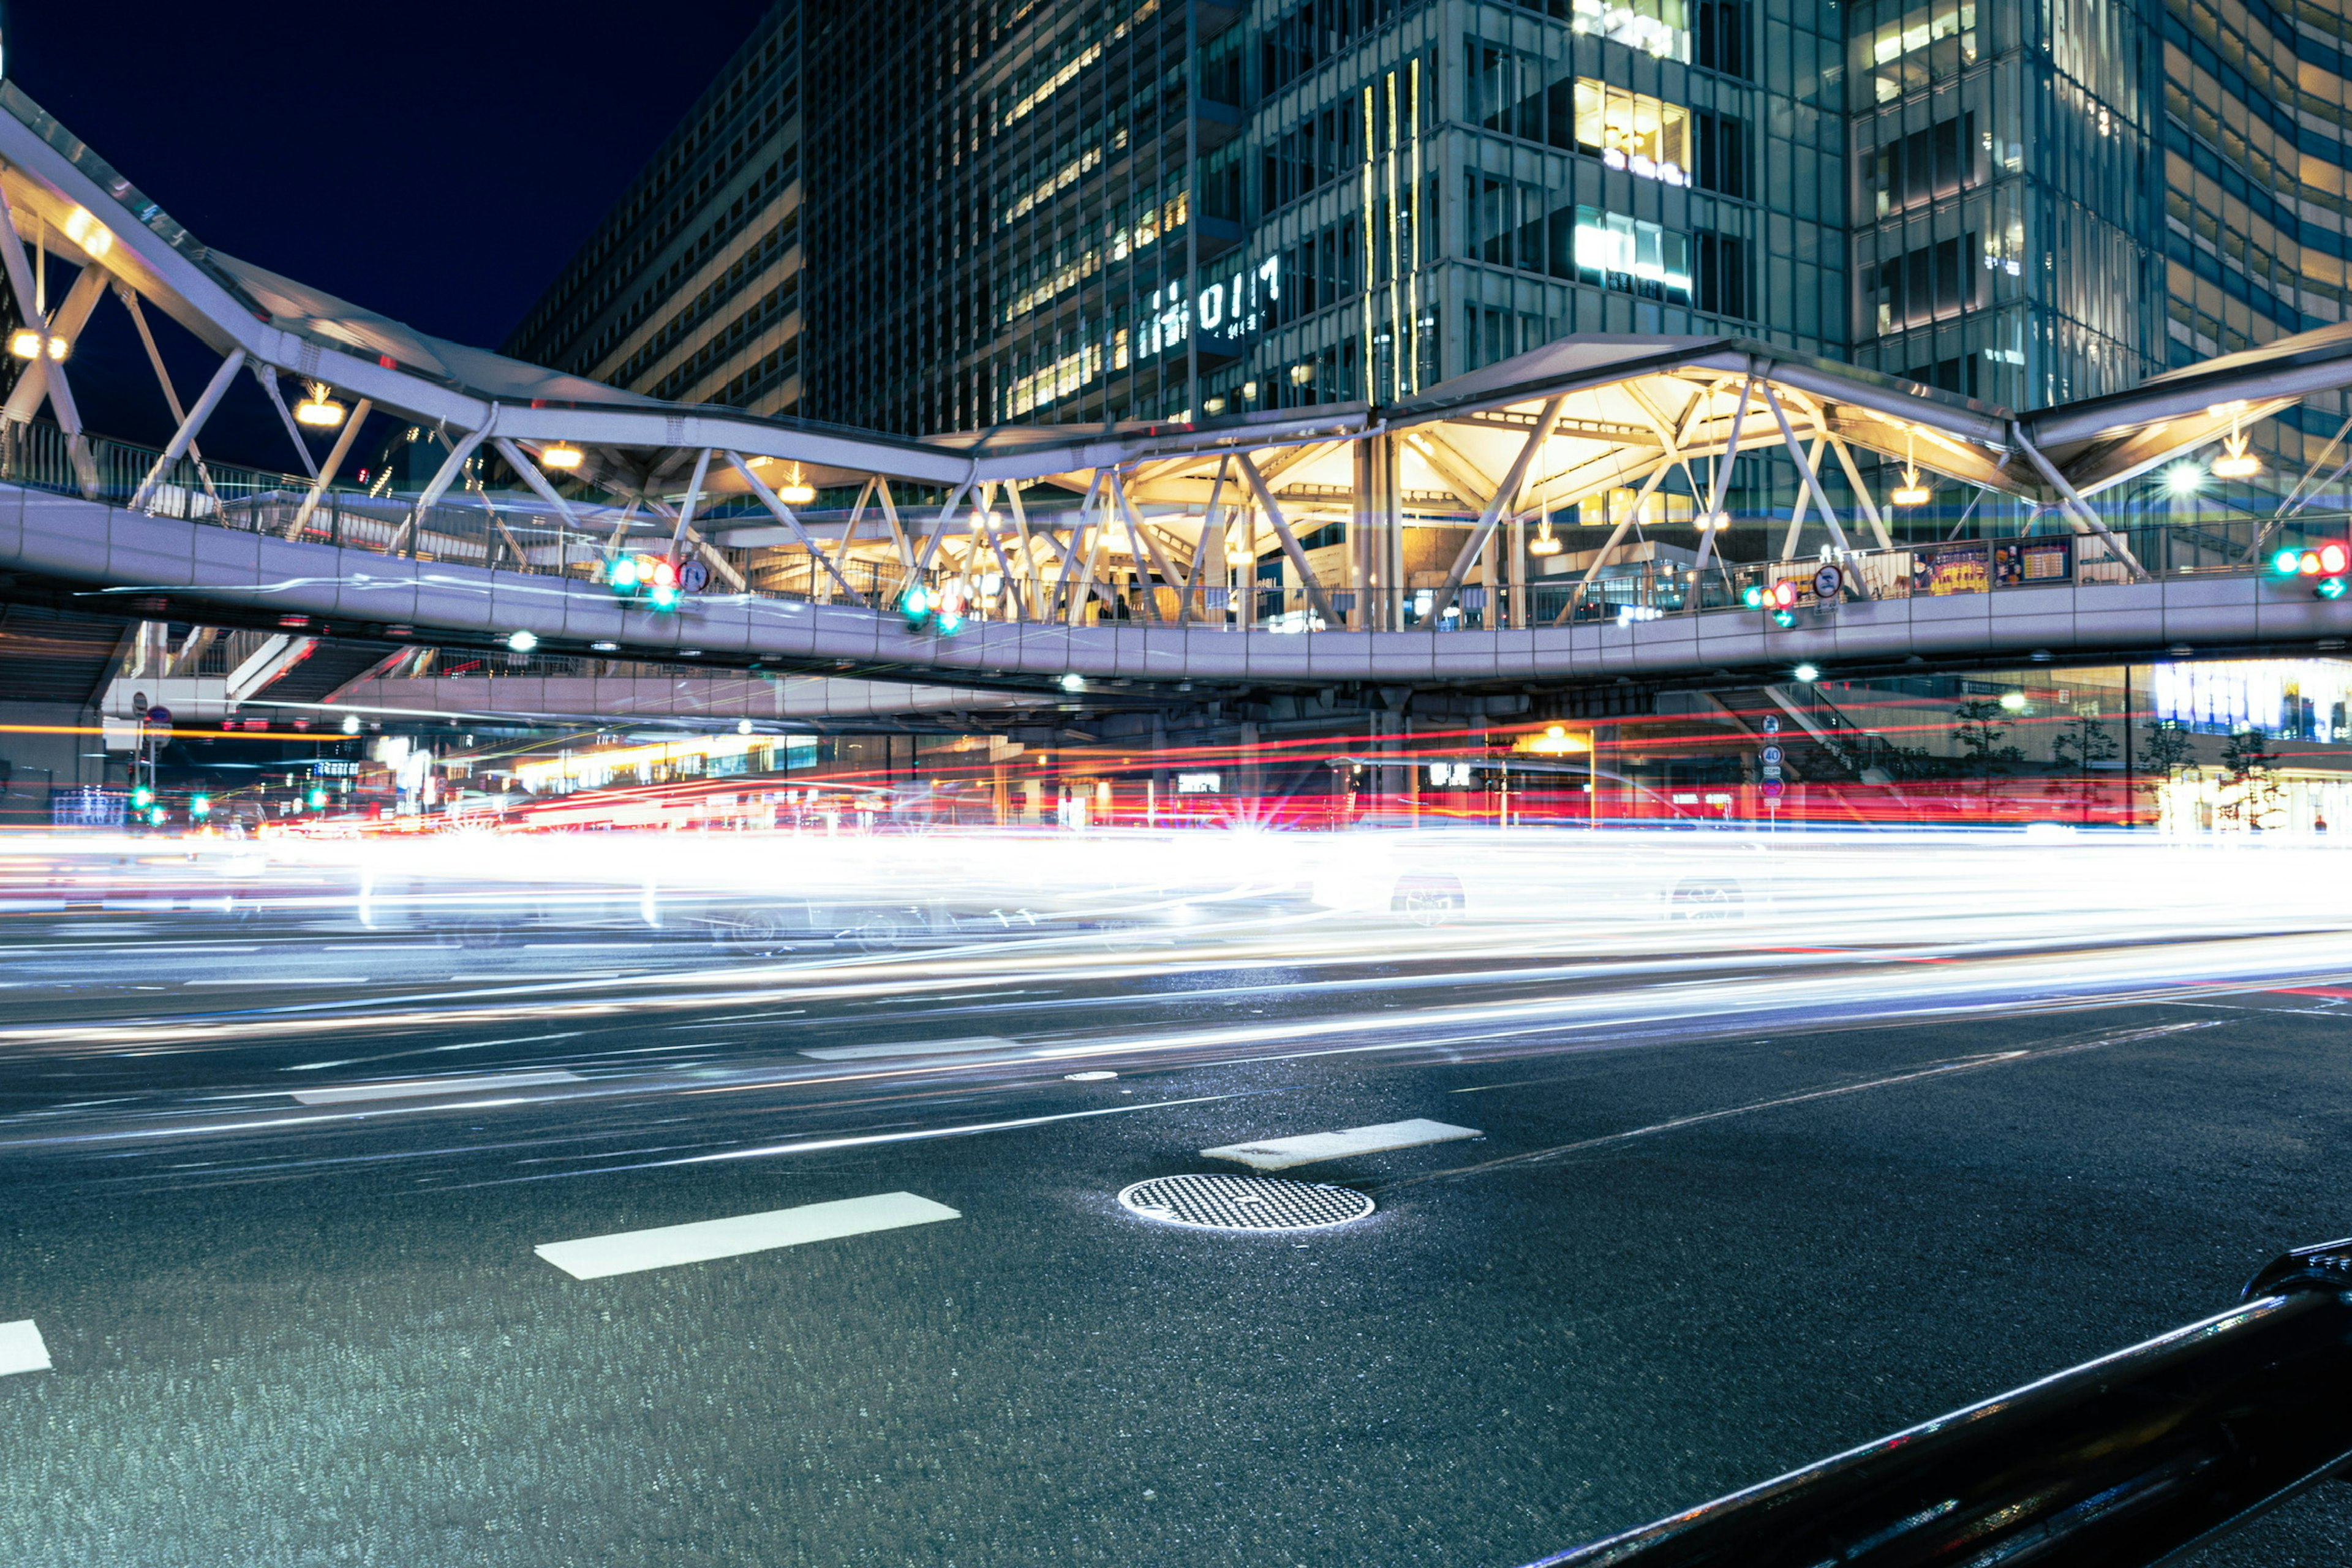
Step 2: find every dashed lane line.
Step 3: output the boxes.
[1203,1118,1483,1171]
[535,1192,960,1280]
[289,1070,586,1106]
[0,1320,51,1377]
[800,1036,1022,1061]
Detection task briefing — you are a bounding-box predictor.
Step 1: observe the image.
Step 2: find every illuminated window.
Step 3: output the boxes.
[1571,207,1693,303]
[1577,487,1697,528]
[1570,0,1691,60]
[1572,80,1691,184]
[1867,0,1978,102]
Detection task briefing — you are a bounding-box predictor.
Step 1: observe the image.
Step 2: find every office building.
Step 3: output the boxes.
[513,0,2352,490]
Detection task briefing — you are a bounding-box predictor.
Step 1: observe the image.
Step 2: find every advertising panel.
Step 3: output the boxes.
[1911,541,1989,596]
[1995,538,2072,586]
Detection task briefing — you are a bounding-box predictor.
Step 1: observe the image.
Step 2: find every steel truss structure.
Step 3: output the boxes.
[6,80,2352,679]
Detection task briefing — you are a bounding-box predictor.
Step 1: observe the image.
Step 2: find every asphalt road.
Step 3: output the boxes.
[0,914,2347,1566]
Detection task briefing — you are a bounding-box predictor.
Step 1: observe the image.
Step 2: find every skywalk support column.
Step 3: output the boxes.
[1352,439,1375,630]
[1378,432,1404,631]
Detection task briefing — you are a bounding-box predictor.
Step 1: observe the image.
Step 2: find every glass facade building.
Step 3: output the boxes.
[508,0,2352,493]
[502,9,807,418]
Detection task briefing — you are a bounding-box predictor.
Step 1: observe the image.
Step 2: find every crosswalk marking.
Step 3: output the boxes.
[800,1036,1021,1061]
[289,1070,584,1105]
[0,1319,51,1377]
[535,1192,960,1280]
[1202,1118,1482,1171]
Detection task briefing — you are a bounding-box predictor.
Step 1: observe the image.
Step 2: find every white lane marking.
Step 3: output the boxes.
[535,1192,960,1280]
[800,1036,1021,1061]
[186,978,371,987]
[1202,1118,1482,1171]
[289,1070,585,1105]
[0,1319,51,1376]
[449,973,623,981]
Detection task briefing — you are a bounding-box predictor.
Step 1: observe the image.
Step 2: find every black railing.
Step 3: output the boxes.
[1531,1238,2352,1567]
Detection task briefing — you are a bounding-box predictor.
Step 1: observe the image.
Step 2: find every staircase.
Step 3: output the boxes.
[1707,686,1865,783]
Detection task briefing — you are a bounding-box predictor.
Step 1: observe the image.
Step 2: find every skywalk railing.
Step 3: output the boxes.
[6,418,2343,636]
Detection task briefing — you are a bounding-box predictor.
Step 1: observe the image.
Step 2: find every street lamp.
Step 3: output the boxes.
[293,383,347,428]
[1793,663,1820,683]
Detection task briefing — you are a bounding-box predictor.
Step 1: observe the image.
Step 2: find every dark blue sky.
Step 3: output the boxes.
[10,2,774,468]
[12,1,774,349]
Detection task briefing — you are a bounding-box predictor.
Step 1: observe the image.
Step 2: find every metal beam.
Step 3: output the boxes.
[1692,378,1754,576]
[2011,428,2150,582]
[1561,454,1678,623]
[1428,395,1565,620]
[724,450,865,605]
[1177,458,1230,625]
[120,287,220,509]
[250,363,320,482]
[1113,470,1185,624]
[1779,438,1824,560]
[1761,384,1867,600]
[1237,450,1340,628]
[286,398,372,540]
[1,258,105,425]
[391,420,492,553]
[971,481,1024,622]
[1828,434,1896,550]
[666,448,713,559]
[129,349,246,513]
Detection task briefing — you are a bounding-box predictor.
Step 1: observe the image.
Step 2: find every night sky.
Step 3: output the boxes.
[10,1,775,464]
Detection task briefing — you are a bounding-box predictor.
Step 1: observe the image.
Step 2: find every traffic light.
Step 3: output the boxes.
[131,785,154,810]
[899,583,965,637]
[1742,584,1765,609]
[609,555,681,610]
[2271,543,2348,578]
[189,794,211,820]
[307,787,328,810]
[146,807,166,827]
[2271,542,2349,598]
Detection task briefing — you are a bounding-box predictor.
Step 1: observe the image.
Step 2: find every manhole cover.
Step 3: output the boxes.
[1117,1173,1374,1232]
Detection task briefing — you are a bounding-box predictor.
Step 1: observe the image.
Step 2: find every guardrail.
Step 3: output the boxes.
[7,418,2342,635]
[1531,1238,2352,1567]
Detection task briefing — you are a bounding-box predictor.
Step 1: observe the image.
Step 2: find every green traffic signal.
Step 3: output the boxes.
[307,787,328,809]
[131,785,155,809]
[190,794,211,818]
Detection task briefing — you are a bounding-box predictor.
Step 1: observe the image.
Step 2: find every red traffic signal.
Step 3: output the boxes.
[1769,579,1801,609]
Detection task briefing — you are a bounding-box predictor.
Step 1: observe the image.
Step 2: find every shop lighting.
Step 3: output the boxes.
[293,383,346,428]
[541,442,584,470]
